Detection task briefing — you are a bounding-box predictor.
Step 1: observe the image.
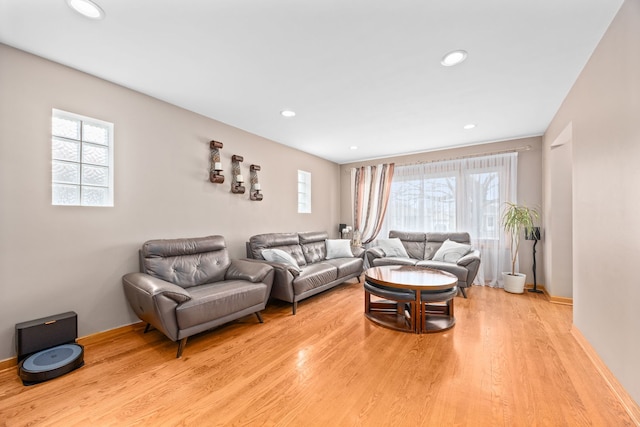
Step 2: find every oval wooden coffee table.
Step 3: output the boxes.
[364,265,458,333]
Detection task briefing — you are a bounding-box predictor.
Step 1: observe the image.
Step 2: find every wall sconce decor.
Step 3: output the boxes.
[209,140,224,184]
[249,164,263,201]
[231,155,245,194]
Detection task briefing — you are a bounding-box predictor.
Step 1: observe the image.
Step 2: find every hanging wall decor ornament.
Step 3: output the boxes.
[209,140,224,184]
[231,155,245,194]
[249,164,263,201]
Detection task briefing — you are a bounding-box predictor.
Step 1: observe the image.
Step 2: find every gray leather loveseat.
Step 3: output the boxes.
[122,235,274,357]
[365,231,481,298]
[246,231,364,314]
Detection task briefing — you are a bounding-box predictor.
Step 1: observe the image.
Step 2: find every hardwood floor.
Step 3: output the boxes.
[0,280,636,426]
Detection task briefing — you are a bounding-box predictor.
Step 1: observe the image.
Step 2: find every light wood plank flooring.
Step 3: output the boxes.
[0,280,635,426]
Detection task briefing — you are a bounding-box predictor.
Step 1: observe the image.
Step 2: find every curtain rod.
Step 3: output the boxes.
[398,145,531,166]
[346,145,532,172]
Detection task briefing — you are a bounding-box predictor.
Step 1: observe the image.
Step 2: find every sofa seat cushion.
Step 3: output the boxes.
[415,260,468,283]
[324,257,363,279]
[372,256,418,267]
[176,281,268,330]
[293,263,338,295]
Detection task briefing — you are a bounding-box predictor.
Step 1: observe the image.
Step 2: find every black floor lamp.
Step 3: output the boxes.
[526,227,543,293]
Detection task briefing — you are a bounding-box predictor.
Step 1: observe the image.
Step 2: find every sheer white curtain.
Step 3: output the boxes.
[379,153,517,287]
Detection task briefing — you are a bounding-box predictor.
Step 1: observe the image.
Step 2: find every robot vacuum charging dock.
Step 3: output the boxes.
[15,312,84,385]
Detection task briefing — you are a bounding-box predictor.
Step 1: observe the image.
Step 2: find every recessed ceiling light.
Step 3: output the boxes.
[280,110,296,118]
[441,50,468,67]
[463,123,476,130]
[67,0,105,20]
[350,146,358,150]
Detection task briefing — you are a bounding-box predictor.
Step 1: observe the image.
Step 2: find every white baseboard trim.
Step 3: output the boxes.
[0,322,144,373]
[571,325,640,426]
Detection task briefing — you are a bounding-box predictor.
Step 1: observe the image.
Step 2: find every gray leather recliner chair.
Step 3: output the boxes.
[122,235,274,357]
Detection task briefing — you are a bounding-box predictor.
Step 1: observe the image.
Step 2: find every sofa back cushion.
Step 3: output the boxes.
[248,232,307,266]
[299,231,329,264]
[389,231,426,260]
[141,235,230,288]
[424,232,471,260]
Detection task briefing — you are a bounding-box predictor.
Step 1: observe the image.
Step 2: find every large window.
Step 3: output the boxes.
[51,109,114,207]
[379,153,517,286]
[387,173,457,233]
[465,170,501,240]
[297,170,311,213]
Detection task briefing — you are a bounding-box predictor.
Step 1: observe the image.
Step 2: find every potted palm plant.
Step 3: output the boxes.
[501,202,539,293]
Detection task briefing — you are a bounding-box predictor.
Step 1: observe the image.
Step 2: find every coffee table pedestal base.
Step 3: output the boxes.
[365,300,415,333]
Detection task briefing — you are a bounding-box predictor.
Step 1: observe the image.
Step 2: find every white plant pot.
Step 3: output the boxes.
[502,272,526,294]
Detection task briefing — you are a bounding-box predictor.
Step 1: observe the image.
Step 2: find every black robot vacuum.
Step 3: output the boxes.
[15,312,84,385]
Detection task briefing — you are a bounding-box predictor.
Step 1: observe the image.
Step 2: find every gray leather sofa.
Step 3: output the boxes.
[246,231,364,314]
[365,231,481,298]
[122,235,274,358]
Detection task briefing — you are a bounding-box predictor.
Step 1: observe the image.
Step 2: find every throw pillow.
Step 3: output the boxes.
[261,248,301,272]
[325,239,354,259]
[377,238,409,258]
[432,239,471,263]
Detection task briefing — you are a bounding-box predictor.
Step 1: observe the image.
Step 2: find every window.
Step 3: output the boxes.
[297,170,311,213]
[51,109,114,206]
[382,156,514,240]
[379,153,517,287]
[466,170,501,240]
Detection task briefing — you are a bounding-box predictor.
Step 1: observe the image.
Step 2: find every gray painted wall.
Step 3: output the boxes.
[0,44,341,360]
[543,0,640,405]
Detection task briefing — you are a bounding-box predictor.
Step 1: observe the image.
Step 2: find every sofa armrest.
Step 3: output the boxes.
[352,246,365,259]
[242,258,297,302]
[457,249,481,284]
[122,272,191,303]
[365,246,385,267]
[457,249,480,267]
[122,272,191,341]
[226,259,274,283]
[366,246,385,258]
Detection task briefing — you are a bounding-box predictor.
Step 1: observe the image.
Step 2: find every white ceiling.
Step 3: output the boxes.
[0,0,624,164]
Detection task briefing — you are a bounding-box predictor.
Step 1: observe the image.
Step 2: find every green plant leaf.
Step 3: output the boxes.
[502,202,539,275]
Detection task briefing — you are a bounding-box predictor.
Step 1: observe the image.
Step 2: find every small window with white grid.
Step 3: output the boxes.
[51,109,114,207]
[297,170,311,213]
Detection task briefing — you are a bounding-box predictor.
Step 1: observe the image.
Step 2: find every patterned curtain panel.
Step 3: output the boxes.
[351,163,395,245]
